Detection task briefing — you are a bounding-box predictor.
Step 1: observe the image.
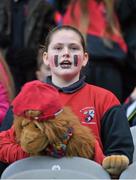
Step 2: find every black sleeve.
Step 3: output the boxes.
[101,105,134,164]
[0,107,13,132]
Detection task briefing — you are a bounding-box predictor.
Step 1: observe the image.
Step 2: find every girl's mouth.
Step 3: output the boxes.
[60,60,72,69]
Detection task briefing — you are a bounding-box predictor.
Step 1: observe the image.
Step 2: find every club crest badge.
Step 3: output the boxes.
[80,107,95,123]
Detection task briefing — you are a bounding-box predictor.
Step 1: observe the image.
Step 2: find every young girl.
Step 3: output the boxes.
[0,25,134,178]
[42,25,133,177]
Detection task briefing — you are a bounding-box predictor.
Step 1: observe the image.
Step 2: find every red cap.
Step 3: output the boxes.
[12,80,62,121]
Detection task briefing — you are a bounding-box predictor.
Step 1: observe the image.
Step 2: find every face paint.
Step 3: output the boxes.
[50,55,59,68]
[54,55,59,67]
[74,55,79,66]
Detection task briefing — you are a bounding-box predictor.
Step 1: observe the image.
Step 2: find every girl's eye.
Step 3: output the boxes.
[70,46,79,50]
[72,48,78,50]
[54,46,62,50]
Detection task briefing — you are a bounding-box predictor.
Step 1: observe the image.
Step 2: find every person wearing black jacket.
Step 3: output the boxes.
[0,0,56,94]
[116,0,136,100]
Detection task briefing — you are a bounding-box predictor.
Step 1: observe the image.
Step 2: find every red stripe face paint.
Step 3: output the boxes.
[50,55,59,67]
[74,55,80,66]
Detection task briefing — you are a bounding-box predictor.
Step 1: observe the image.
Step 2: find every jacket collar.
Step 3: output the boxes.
[46,76,86,94]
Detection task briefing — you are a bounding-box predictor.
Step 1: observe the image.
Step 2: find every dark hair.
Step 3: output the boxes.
[44,25,86,52]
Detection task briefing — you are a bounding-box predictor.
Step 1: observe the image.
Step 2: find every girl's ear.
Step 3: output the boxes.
[43,52,49,67]
[82,52,89,67]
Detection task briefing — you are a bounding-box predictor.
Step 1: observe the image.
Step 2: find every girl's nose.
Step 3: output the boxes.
[63,53,70,58]
[63,47,70,58]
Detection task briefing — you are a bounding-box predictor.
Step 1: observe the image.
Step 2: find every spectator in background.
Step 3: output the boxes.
[0,83,9,125]
[0,50,15,125]
[36,47,51,82]
[59,0,127,102]
[116,0,136,101]
[0,0,56,94]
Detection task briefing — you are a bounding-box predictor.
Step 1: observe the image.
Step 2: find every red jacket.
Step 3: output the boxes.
[0,126,29,163]
[59,84,119,149]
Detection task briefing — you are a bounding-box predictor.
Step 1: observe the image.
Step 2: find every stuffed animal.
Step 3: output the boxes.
[14,107,96,158]
[12,80,129,178]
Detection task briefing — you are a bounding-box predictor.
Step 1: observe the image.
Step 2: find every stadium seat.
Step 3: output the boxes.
[130,126,136,161]
[1,156,111,179]
[119,161,136,179]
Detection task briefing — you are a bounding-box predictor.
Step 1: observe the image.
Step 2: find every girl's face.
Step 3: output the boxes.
[43,29,88,80]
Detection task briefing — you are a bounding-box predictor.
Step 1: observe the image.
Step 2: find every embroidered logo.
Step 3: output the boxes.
[80,107,95,123]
